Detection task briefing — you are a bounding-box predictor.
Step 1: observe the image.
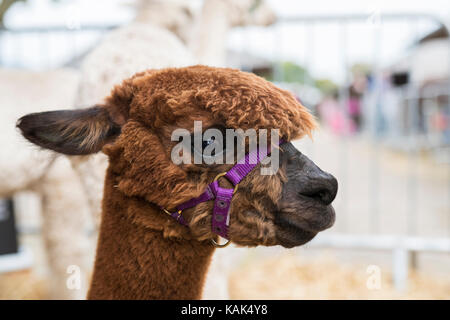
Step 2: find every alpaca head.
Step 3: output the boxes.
[131,0,276,44]
[224,0,276,27]
[132,0,195,43]
[18,66,337,248]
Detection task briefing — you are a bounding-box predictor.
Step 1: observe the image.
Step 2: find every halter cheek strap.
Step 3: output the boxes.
[163,139,284,244]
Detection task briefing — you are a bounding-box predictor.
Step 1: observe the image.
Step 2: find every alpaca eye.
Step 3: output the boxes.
[203,137,216,150]
[192,136,224,158]
[191,127,226,160]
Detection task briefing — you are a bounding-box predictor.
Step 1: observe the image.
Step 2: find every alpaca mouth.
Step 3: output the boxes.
[274,205,335,248]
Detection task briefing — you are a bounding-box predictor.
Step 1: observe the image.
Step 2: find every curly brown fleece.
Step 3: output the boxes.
[18,65,316,299]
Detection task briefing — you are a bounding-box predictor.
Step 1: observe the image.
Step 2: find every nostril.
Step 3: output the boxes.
[318,191,328,201]
[298,176,338,206]
[300,188,332,205]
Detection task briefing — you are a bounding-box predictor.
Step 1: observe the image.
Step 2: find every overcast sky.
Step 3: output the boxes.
[5,0,450,82]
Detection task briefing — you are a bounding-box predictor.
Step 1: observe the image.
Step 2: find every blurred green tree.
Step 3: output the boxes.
[277,61,313,84]
[270,60,338,97]
[315,78,338,97]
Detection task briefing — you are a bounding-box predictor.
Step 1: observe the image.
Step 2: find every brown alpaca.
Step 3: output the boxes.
[17,66,337,299]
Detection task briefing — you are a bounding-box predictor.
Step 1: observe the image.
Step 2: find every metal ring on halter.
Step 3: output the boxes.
[211,236,231,248]
[213,172,238,194]
[163,208,183,221]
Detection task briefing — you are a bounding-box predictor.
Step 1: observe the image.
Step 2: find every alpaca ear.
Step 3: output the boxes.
[17,105,122,155]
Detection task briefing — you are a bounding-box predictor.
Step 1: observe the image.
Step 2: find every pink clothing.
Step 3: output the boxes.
[318,98,356,135]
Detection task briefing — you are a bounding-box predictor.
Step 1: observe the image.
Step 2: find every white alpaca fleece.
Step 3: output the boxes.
[0,69,79,194]
[77,23,196,106]
[0,68,91,299]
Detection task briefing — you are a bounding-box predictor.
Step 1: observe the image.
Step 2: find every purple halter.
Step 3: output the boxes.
[163,139,284,246]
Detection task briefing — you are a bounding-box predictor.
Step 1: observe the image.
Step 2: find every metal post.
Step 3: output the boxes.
[392,247,409,292]
[406,88,419,236]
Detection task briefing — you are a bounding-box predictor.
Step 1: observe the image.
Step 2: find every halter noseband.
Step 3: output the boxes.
[163,139,284,247]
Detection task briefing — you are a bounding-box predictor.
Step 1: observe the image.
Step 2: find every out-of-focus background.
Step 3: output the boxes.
[0,0,449,300]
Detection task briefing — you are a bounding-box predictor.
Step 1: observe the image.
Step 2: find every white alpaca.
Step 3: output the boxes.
[0,69,91,299]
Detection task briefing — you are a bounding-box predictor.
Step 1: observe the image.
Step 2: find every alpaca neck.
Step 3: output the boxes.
[190,0,230,66]
[88,168,215,299]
